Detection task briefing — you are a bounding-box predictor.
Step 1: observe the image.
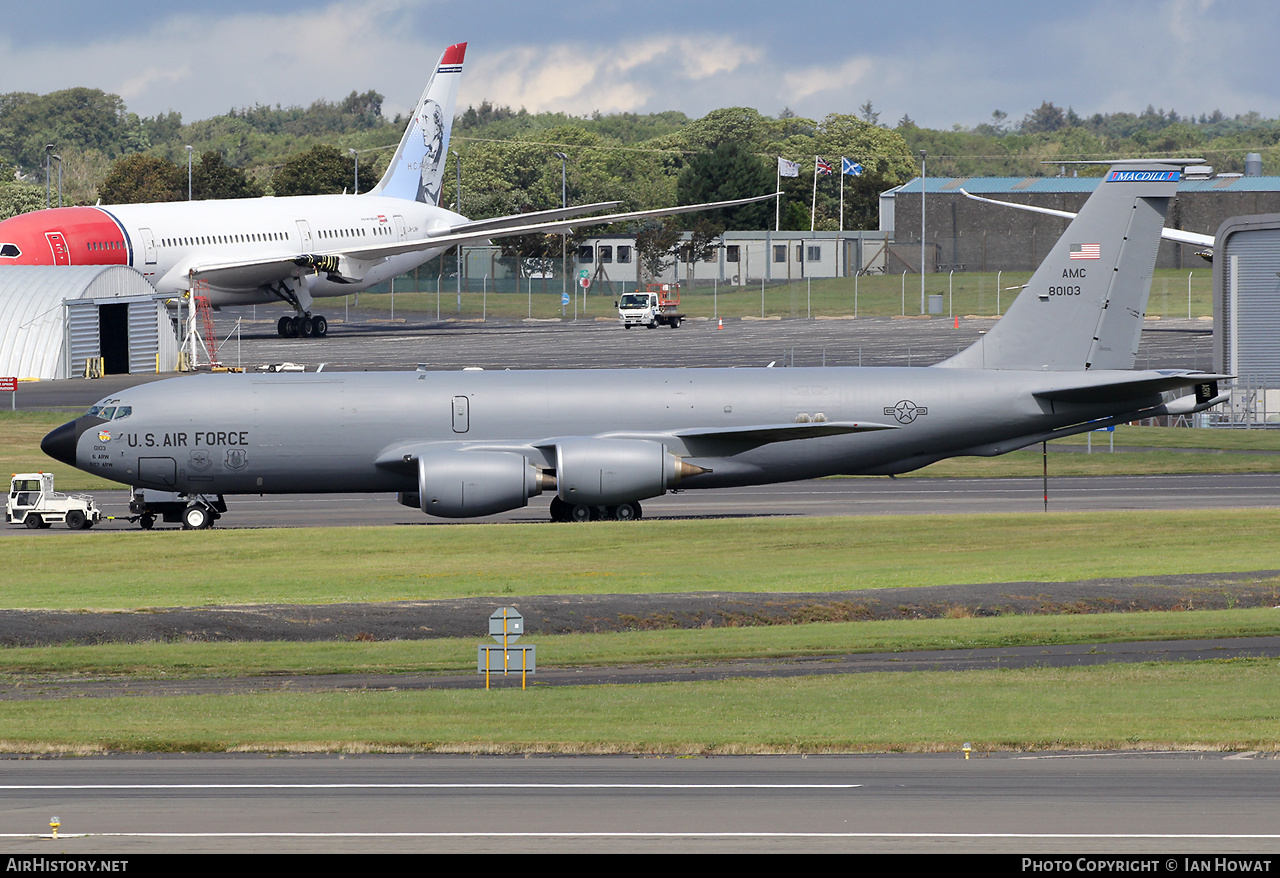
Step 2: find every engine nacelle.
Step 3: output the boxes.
[414,450,545,518]
[555,438,697,506]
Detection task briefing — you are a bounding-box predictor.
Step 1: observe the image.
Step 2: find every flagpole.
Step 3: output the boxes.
[776,163,781,232]
[810,156,819,233]
[839,166,845,234]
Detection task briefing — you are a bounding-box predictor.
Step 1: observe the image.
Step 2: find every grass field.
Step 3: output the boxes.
[5,407,1280,753]
[1,659,1276,754]
[351,268,1217,321]
[2,508,1278,752]
[2,609,1277,679]
[3,509,1280,609]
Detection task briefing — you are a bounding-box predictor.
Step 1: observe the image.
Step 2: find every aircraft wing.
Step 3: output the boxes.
[168,193,776,291]
[959,189,1216,250]
[428,202,623,238]
[372,420,898,473]
[337,192,780,261]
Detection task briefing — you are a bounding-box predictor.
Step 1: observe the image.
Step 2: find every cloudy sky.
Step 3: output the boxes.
[6,0,1279,129]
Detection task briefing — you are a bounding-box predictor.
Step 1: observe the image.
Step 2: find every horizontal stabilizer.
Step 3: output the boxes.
[958,188,1215,250]
[1034,372,1230,405]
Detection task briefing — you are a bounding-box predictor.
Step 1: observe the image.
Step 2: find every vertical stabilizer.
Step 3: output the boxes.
[940,160,1195,371]
[368,42,466,205]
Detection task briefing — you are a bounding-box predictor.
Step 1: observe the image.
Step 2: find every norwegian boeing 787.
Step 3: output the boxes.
[0,42,768,338]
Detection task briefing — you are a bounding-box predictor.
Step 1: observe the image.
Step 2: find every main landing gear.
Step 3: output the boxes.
[548,497,643,522]
[263,277,328,339]
[277,314,328,338]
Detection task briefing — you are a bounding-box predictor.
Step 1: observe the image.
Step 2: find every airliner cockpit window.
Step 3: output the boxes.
[0,244,19,257]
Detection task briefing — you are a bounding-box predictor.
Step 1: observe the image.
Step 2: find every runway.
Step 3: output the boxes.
[1,753,1277,853]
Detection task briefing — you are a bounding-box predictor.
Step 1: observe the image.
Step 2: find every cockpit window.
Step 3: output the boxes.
[86,402,131,420]
[0,244,19,258]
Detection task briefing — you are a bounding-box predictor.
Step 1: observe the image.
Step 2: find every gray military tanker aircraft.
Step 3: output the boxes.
[42,159,1227,528]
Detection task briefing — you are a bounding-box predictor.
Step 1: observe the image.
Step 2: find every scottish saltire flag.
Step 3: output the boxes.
[1070,243,1101,260]
[816,157,834,175]
[842,158,863,176]
[778,157,800,177]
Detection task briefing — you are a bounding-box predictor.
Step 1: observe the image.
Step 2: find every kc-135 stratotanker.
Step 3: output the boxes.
[42,158,1227,528]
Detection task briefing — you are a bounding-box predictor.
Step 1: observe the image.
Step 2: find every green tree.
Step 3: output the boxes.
[193,151,263,200]
[0,180,44,220]
[271,145,376,196]
[0,88,146,175]
[675,142,772,230]
[677,217,725,288]
[633,217,681,281]
[98,154,184,204]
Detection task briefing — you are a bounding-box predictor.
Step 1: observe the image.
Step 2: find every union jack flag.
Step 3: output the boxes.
[816,157,834,175]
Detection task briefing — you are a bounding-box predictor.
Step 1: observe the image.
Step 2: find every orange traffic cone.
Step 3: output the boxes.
[953,316,959,329]
[718,318,723,330]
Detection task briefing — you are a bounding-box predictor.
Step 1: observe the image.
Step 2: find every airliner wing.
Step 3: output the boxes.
[168,193,776,291]
[337,192,780,260]
[959,189,1216,250]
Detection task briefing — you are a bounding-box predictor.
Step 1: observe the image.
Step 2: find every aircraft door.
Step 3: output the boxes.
[393,215,406,242]
[45,232,70,265]
[452,395,469,433]
[138,228,157,265]
[295,220,313,251]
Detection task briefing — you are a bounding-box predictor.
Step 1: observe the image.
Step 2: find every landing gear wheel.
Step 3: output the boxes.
[283,316,300,338]
[312,315,328,337]
[549,496,571,522]
[182,504,212,530]
[24,514,41,530]
[65,510,86,530]
[611,502,641,521]
[570,504,594,522]
[277,316,291,337]
[299,316,314,338]
[139,514,155,531]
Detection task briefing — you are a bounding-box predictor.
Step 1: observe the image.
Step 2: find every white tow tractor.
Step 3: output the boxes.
[617,283,685,329]
[6,473,103,530]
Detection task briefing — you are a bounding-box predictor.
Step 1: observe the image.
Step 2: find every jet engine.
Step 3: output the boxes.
[554,438,704,506]
[403,451,549,518]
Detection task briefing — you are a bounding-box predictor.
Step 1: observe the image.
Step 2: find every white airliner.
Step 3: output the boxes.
[0,42,769,338]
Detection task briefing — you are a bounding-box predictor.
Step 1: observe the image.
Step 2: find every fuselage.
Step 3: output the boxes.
[0,196,460,305]
[48,366,1166,498]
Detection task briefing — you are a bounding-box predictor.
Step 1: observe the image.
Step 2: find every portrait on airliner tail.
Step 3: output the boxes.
[417,100,446,205]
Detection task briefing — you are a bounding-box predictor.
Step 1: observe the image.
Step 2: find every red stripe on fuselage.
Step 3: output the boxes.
[0,206,129,267]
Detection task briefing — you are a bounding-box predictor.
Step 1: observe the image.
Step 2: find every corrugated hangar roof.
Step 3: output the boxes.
[0,265,166,380]
[894,175,1280,195]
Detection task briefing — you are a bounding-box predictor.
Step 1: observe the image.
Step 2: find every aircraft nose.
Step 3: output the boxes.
[41,419,82,466]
